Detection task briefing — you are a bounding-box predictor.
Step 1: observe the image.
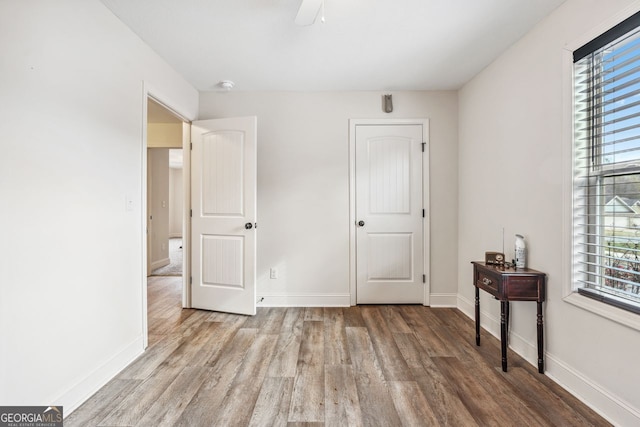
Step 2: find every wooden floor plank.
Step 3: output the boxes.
[430,306,511,368]
[215,333,279,426]
[162,321,221,367]
[267,309,304,378]
[248,377,294,427]
[259,306,288,334]
[323,307,350,365]
[98,364,184,426]
[345,327,403,426]
[361,306,412,381]
[66,277,611,427]
[324,364,363,427]
[242,306,272,328]
[173,328,258,426]
[342,306,366,327]
[289,321,325,423]
[393,332,479,426]
[287,423,325,427]
[170,309,214,339]
[280,307,304,332]
[432,356,517,427]
[388,380,440,426]
[134,366,211,426]
[192,316,247,367]
[458,354,552,426]
[304,307,324,321]
[381,305,413,333]
[64,379,141,427]
[499,367,609,427]
[115,333,181,381]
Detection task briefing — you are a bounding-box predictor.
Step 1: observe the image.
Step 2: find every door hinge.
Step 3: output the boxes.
[190,276,192,285]
[423,274,426,283]
[190,209,192,218]
[422,209,425,218]
[190,142,193,150]
[422,142,426,152]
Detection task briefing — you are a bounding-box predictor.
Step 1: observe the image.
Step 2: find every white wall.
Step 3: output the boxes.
[457,0,640,424]
[169,167,183,238]
[199,91,458,306]
[148,122,183,148]
[0,0,197,412]
[149,149,170,270]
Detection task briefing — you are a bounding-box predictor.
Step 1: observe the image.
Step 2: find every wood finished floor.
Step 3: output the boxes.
[66,276,610,426]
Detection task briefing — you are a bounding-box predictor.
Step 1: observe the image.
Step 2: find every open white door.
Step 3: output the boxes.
[191,117,257,315]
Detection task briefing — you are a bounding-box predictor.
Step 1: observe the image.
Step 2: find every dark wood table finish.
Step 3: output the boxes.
[472,261,547,373]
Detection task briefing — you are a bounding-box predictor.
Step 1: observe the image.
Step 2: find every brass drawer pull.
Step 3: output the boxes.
[482,278,492,286]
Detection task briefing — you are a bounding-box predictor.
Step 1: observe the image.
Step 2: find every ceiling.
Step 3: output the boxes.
[101,0,567,91]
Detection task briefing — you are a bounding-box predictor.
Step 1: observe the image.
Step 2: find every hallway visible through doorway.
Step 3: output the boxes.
[150,237,182,276]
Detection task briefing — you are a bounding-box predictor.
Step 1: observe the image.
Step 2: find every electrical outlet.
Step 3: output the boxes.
[270,268,278,279]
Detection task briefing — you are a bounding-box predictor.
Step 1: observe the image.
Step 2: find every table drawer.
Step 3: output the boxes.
[504,276,541,300]
[476,271,500,295]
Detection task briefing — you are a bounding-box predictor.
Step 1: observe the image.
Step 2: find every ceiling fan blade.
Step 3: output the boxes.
[295,0,323,26]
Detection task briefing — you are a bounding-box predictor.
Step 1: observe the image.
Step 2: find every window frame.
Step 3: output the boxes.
[563,7,640,332]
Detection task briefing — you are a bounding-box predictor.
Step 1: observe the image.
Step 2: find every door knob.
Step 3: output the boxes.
[358,220,365,227]
[245,223,253,230]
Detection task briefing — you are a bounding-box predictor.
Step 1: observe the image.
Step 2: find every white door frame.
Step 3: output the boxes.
[348,118,430,306]
[141,84,193,349]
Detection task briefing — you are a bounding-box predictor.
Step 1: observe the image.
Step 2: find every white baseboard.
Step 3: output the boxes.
[457,294,640,426]
[257,293,351,307]
[258,293,458,308]
[59,336,144,416]
[150,258,170,271]
[545,353,640,426]
[429,293,458,307]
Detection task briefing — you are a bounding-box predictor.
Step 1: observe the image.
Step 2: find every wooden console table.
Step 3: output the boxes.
[472,261,546,373]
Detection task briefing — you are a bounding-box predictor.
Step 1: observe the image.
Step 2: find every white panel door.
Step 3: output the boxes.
[191,117,257,315]
[356,124,424,303]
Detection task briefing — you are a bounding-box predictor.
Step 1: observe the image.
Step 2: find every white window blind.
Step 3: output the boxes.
[574,12,640,314]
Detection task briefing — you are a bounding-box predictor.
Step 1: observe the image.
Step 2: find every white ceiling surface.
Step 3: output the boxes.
[101,0,567,91]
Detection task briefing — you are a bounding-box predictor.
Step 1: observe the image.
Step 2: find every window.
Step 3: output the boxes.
[573,11,640,315]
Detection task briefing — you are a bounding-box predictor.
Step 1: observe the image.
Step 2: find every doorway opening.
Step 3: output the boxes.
[148,148,184,277]
[144,96,191,350]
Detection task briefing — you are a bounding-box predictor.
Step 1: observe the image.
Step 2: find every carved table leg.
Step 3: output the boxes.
[505,301,510,340]
[475,286,480,346]
[500,301,508,372]
[537,301,544,374]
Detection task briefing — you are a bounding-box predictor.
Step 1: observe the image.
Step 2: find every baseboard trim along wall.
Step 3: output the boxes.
[457,295,640,426]
[59,336,144,416]
[429,293,457,307]
[257,294,351,307]
[257,293,458,308]
[546,353,640,426]
[150,258,170,271]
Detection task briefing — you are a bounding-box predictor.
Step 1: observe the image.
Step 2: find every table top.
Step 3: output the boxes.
[471,261,546,276]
